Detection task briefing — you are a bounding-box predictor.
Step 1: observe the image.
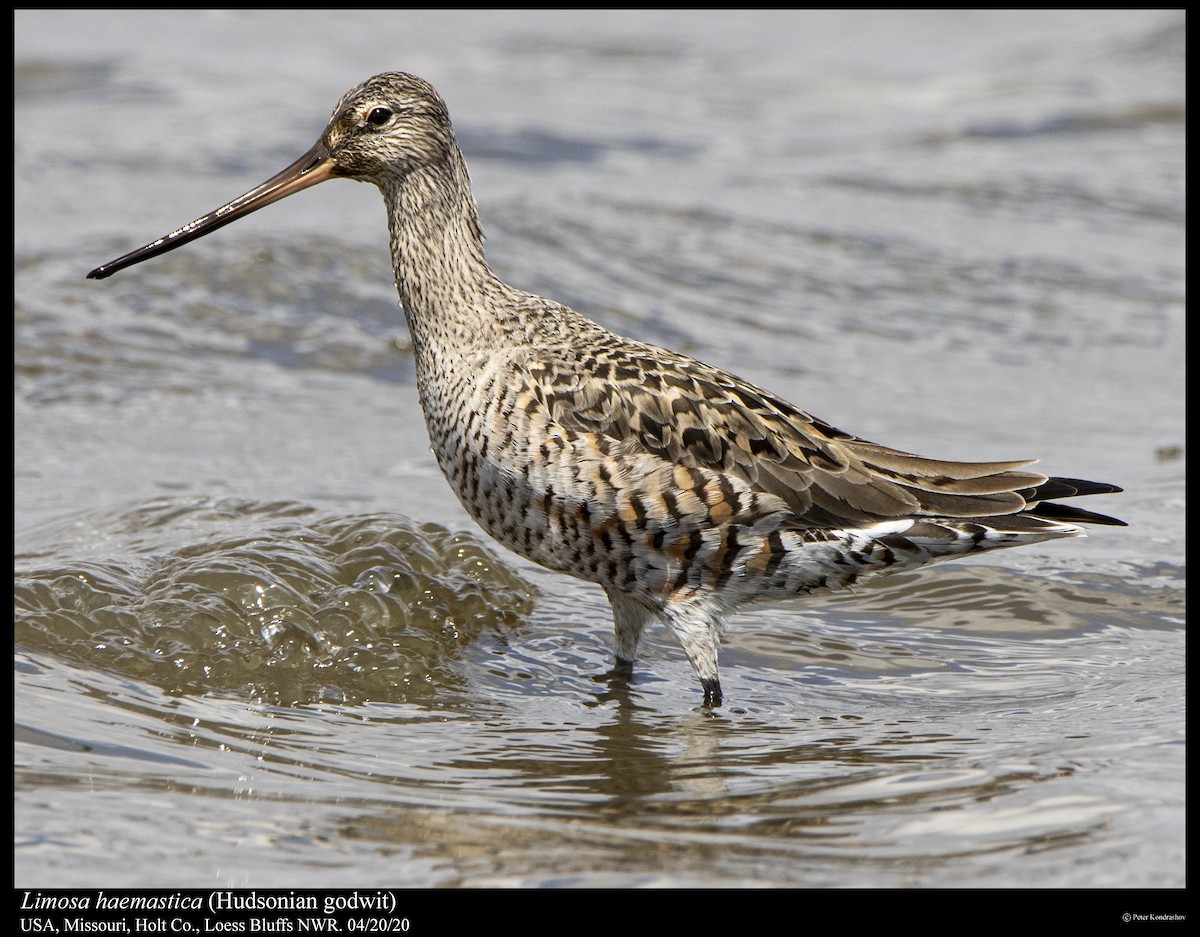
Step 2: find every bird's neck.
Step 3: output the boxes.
[380,154,534,358]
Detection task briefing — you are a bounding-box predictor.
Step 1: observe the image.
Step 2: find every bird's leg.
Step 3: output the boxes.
[662,598,725,708]
[591,655,635,688]
[601,589,656,675]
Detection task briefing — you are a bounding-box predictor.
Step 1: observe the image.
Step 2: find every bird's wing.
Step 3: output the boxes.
[520,339,1045,529]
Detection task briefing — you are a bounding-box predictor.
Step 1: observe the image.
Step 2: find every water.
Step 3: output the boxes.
[14,10,1184,889]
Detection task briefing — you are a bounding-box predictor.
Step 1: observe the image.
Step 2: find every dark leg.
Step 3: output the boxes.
[592,656,635,683]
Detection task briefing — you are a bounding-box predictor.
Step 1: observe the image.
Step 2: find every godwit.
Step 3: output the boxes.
[89,73,1125,707]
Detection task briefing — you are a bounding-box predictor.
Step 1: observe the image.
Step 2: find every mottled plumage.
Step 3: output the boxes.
[89,72,1125,706]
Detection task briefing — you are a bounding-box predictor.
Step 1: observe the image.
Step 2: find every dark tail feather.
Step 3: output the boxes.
[1028,501,1127,527]
[1021,476,1127,527]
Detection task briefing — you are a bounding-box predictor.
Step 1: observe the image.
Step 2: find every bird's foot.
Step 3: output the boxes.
[591,656,635,685]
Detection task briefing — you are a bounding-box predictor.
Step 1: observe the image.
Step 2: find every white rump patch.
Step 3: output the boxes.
[848,519,915,537]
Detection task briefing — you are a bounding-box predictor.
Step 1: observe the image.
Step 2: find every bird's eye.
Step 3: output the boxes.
[365,106,394,127]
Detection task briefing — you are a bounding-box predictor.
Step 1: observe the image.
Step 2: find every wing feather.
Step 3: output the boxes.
[519,336,1118,528]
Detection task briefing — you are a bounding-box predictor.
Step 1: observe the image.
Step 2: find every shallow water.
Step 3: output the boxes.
[14,10,1184,889]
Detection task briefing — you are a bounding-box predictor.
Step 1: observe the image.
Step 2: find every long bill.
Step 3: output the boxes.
[87,141,338,280]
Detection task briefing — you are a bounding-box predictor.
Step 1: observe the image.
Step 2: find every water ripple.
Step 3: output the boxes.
[15,497,537,706]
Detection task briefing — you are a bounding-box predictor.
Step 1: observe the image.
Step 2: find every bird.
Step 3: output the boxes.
[88,72,1125,708]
